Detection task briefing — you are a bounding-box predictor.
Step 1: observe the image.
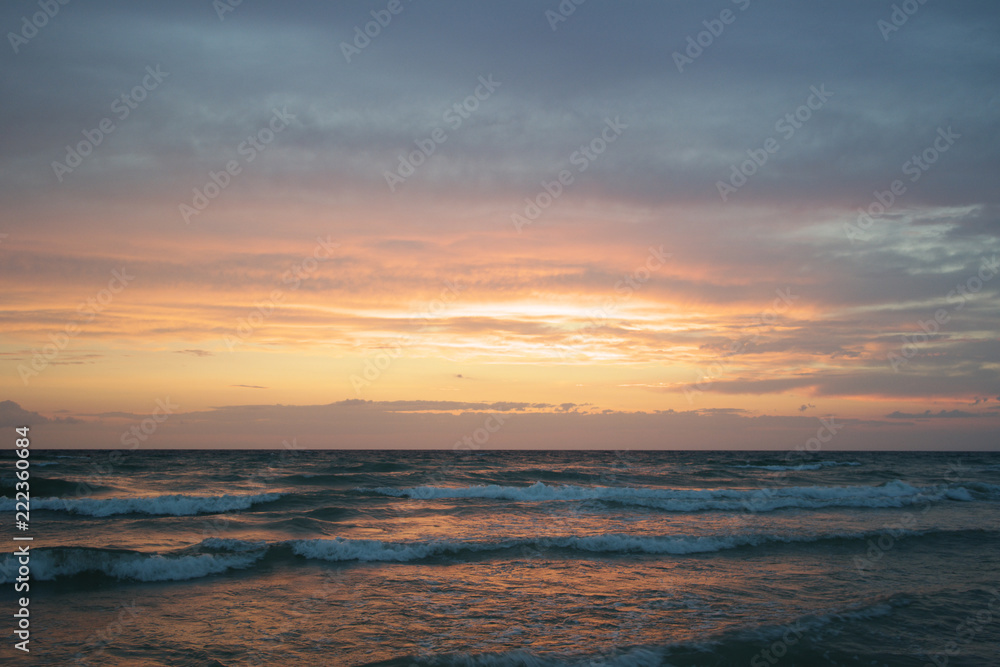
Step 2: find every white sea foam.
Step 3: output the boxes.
[0,547,266,583]
[360,480,977,512]
[291,536,477,562]
[98,552,264,581]
[290,529,921,563]
[0,529,984,583]
[0,492,283,517]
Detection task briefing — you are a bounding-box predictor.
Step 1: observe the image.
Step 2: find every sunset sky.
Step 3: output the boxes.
[1,0,998,449]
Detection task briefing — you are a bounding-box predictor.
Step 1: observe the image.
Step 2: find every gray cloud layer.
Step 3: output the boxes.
[3,0,999,205]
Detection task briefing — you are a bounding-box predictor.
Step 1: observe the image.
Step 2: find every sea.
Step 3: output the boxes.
[1,449,998,666]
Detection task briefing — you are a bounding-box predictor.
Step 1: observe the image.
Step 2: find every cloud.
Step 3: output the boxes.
[694,408,749,417]
[1,1,998,442]
[21,399,1000,450]
[3,1,999,207]
[674,366,1000,401]
[0,400,49,427]
[885,409,995,419]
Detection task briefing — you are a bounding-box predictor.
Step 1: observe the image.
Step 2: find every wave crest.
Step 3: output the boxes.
[359,480,979,512]
[2,529,991,583]
[0,542,268,583]
[0,492,283,517]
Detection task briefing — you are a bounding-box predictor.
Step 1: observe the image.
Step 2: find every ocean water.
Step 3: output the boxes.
[1,449,999,666]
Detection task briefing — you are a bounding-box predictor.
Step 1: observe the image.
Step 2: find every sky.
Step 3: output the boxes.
[1,0,999,449]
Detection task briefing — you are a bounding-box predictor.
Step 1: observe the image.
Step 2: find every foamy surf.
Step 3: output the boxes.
[289,527,983,563]
[360,480,980,512]
[0,545,267,583]
[0,492,284,516]
[5,529,985,583]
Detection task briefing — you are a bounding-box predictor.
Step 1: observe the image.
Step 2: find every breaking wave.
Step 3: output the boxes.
[0,492,284,517]
[2,529,992,584]
[359,480,985,512]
